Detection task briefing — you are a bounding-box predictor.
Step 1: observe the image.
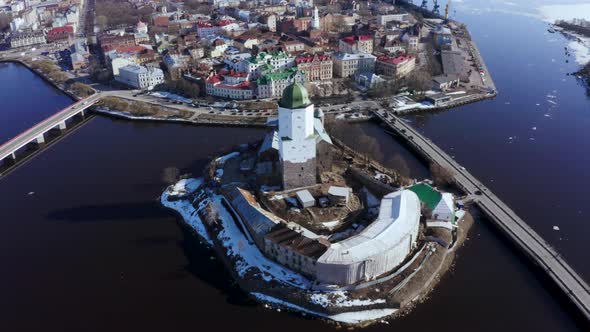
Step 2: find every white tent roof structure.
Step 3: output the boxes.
[318,190,420,265]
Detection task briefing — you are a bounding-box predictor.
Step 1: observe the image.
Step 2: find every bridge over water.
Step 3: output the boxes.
[0,93,102,168]
[372,110,590,322]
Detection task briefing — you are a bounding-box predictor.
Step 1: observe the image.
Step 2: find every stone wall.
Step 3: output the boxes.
[282,158,316,190]
[348,167,398,198]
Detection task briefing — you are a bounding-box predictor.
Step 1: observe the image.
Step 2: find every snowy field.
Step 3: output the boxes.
[538,3,590,23]
[538,3,590,65]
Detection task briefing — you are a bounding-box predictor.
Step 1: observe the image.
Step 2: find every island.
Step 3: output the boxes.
[161,83,473,327]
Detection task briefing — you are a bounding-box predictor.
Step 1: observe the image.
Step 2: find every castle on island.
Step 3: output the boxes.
[218,83,456,286]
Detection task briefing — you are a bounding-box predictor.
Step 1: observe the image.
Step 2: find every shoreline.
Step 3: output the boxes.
[0,59,81,101]
[160,155,474,328]
[550,23,590,92]
[93,105,269,128]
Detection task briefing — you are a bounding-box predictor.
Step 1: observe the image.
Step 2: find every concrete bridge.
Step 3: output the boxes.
[0,93,102,166]
[372,110,590,322]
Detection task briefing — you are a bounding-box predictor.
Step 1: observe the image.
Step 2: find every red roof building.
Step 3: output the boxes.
[205,71,254,100]
[153,16,170,28]
[295,53,333,81]
[47,26,74,43]
[339,35,374,54]
[376,54,416,78]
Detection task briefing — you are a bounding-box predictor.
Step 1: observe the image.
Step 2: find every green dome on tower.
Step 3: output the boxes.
[279,83,312,109]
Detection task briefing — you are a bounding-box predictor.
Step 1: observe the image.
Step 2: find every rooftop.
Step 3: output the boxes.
[279,82,311,109]
[377,54,415,65]
[408,183,442,210]
[333,52,377,61]
[257,67,301,85]
[341,35,373,45]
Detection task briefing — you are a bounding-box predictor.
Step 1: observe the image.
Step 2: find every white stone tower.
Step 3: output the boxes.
[278,83,317,190]
[311,6,320,30]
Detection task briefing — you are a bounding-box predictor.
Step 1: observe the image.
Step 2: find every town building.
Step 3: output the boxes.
[98,33,136,53]
[332,52,376,78]
[243,51,296,79]
[115,65,164,89]
[279,35,306,54]
[205,69,254,100]
[339,35,373,54]
[355,72,386,90]
[196,20,237,38]
[408,184,455,223]
[295,53,332,81]
[135,20,148,34]
[257,68,305,99]
[377,13,410,26]
[208,38,230,57]
[441,50,466,78]
[259,13,277,32]
[10,30,46,48]
[432,25,453,50]
[46,25,73,43]
[401,33,420,51]
[376,54,416,78]
[311,6,320,30]
[432,74,460,91]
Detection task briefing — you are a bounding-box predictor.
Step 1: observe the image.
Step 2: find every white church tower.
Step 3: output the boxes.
[311,6,320,30]
[278,83,317,190]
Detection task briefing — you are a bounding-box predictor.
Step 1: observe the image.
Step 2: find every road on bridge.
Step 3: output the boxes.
[0,93,102,161]
[373,110,590,321]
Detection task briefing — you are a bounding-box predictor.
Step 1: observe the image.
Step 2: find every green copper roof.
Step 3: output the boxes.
[408,184,442,210]
[279,82,311,109]
[256,67,299,85]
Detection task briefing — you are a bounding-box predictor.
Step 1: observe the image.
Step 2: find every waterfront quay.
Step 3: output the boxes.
[372,110,590,322]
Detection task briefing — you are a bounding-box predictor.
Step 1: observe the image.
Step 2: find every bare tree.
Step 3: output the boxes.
[0,13,11,31]
[430,164,454,187]
[406,69,432,93]
[162,167,180,184]
[386,154,410,178]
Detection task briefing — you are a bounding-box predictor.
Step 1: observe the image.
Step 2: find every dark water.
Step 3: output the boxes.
[1,5,590,332]
[405,10,590,278]
[0,62,73,145]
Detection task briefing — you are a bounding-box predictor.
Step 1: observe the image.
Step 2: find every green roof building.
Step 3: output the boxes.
[256,68,305,99]
[408,183,442,210]
[408,183,456,223]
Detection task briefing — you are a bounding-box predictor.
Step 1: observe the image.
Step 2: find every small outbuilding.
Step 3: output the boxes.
[328,186,351,207]
[296,190,315,208]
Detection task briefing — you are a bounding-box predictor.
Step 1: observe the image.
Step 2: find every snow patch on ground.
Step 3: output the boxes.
[310,291,386,308]
[215,151,240,165]
[322,220,340,228]
[161,178,213,245]
[538,4,590,24]
[455,210,466,222]
[252,292,396,324]
[211,195,311,289]
[567,39,590,65]
[150,91,193,104]
[538,4,590,65]
[167,178,203,197]
[94,107,191,123]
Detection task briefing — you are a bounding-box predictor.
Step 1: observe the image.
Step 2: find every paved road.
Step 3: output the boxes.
[0,93,102,161]
[373,110,590,321]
